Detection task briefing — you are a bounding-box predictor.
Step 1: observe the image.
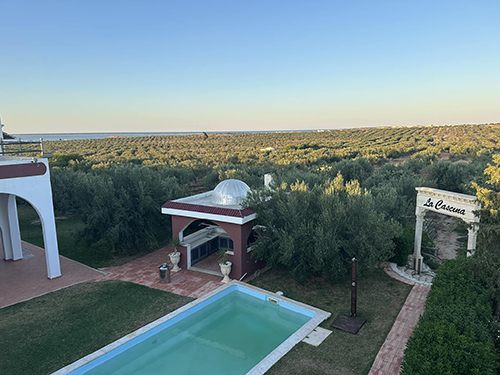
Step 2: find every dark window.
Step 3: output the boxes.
[247,231,257,246]
[191,247,199,262]
[209,238,218,254]
[200,244,207,257]
[220,237,227,249]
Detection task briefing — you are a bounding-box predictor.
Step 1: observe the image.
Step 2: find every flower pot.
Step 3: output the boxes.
[219,261,232,283]
[169,252,181,272]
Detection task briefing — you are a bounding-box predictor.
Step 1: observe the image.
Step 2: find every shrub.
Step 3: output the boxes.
[401,258,498,375]
[50,165,188,255]
[402,320,497,375]
[391,226,414,266]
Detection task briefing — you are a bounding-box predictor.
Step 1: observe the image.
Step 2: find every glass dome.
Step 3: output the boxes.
[211,179,250,206]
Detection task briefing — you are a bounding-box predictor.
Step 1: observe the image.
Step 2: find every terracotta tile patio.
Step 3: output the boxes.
[99,245,223,298]
[0,242,228,309]
[0,241,105,308]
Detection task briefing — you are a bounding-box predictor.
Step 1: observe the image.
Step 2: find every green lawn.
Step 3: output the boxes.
[250,268,412,375]
[0,281,193,375]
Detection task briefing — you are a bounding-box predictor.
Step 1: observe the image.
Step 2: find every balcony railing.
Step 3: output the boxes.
[0,139,52,158]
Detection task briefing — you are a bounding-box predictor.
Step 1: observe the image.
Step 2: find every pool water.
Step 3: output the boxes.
[73,288,312,375]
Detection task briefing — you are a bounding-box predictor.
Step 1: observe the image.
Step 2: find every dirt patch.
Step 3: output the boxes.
[437,152,472,163]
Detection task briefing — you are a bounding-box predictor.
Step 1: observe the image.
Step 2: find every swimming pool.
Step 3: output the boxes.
[53,281,330,375]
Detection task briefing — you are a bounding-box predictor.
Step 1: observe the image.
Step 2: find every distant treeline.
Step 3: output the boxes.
[44,124,497,260]
[46,124,500,172]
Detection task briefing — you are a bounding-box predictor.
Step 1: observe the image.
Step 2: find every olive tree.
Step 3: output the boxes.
[246,175,400,282]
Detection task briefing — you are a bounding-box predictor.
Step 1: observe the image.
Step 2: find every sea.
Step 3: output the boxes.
[12,130,319,142]
[11,132,198,142]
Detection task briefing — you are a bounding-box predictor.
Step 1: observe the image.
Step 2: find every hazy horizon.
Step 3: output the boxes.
[12,121,500,136]
[1,1,499,134]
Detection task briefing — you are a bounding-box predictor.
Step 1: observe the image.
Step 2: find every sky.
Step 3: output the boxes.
[1,0,499,134]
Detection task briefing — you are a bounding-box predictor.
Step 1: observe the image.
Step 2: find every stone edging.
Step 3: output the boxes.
[389,262,433,286]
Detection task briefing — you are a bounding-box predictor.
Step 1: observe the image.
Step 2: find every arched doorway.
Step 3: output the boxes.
[413,187,481,274]
[180,219,234,268]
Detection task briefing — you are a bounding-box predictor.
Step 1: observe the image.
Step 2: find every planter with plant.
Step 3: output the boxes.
[218,247,232,283]
[168,238,183,272]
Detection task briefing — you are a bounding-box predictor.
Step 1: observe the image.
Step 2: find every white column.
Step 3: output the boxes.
[25,163,62,279]
[413,208,425,274]
[39,209,61,279]
[264,174,274,188]
[7,195,23,260]
[467,224,478,257]
[31,183,62,279]
[0,194,13,260]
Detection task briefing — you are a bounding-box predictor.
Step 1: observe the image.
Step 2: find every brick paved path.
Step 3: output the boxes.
[99,245,223,298]
[368,266,431,375]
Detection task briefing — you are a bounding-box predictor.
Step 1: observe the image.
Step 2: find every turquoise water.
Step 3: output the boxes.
[76,289,311,375]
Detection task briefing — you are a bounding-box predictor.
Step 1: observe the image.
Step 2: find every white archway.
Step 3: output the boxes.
[413,187,480,274]
[0,157,61,279]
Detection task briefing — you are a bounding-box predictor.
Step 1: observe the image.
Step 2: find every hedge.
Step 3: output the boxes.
[401,257,498,375]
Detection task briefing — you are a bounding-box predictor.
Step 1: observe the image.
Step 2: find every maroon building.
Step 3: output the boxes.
[162,179,265,281]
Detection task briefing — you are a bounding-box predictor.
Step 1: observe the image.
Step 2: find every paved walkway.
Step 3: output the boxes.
[99,245,223,298]
[368,265,431,375]
[0,241,104,308]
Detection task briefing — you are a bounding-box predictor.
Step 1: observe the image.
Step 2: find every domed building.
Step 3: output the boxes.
[211,179,250,206]
[162,179,265,281]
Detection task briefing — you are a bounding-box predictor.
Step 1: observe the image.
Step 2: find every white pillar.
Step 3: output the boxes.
[7,195,22,260]
[40,212,61,279]
[467,224,478,257]
[0,194,21,260]
[413,208,425,274]
[0,194,13,260]
[264,174,274,188]
[33,163,62,279]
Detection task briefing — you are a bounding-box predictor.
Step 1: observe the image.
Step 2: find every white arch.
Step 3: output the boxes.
[179,219,235,269]
[0,157,61,279]
[413,187,480,274]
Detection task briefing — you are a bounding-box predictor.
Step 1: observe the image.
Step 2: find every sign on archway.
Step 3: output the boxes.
[413,187,480,274]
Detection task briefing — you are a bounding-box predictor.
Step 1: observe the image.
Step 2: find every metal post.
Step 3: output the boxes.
[351,257,358,317]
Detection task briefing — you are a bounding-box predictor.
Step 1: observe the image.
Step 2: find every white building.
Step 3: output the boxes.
[0,126,61,279]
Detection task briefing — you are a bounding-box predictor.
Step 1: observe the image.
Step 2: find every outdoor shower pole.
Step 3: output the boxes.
[351,258,358,317]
